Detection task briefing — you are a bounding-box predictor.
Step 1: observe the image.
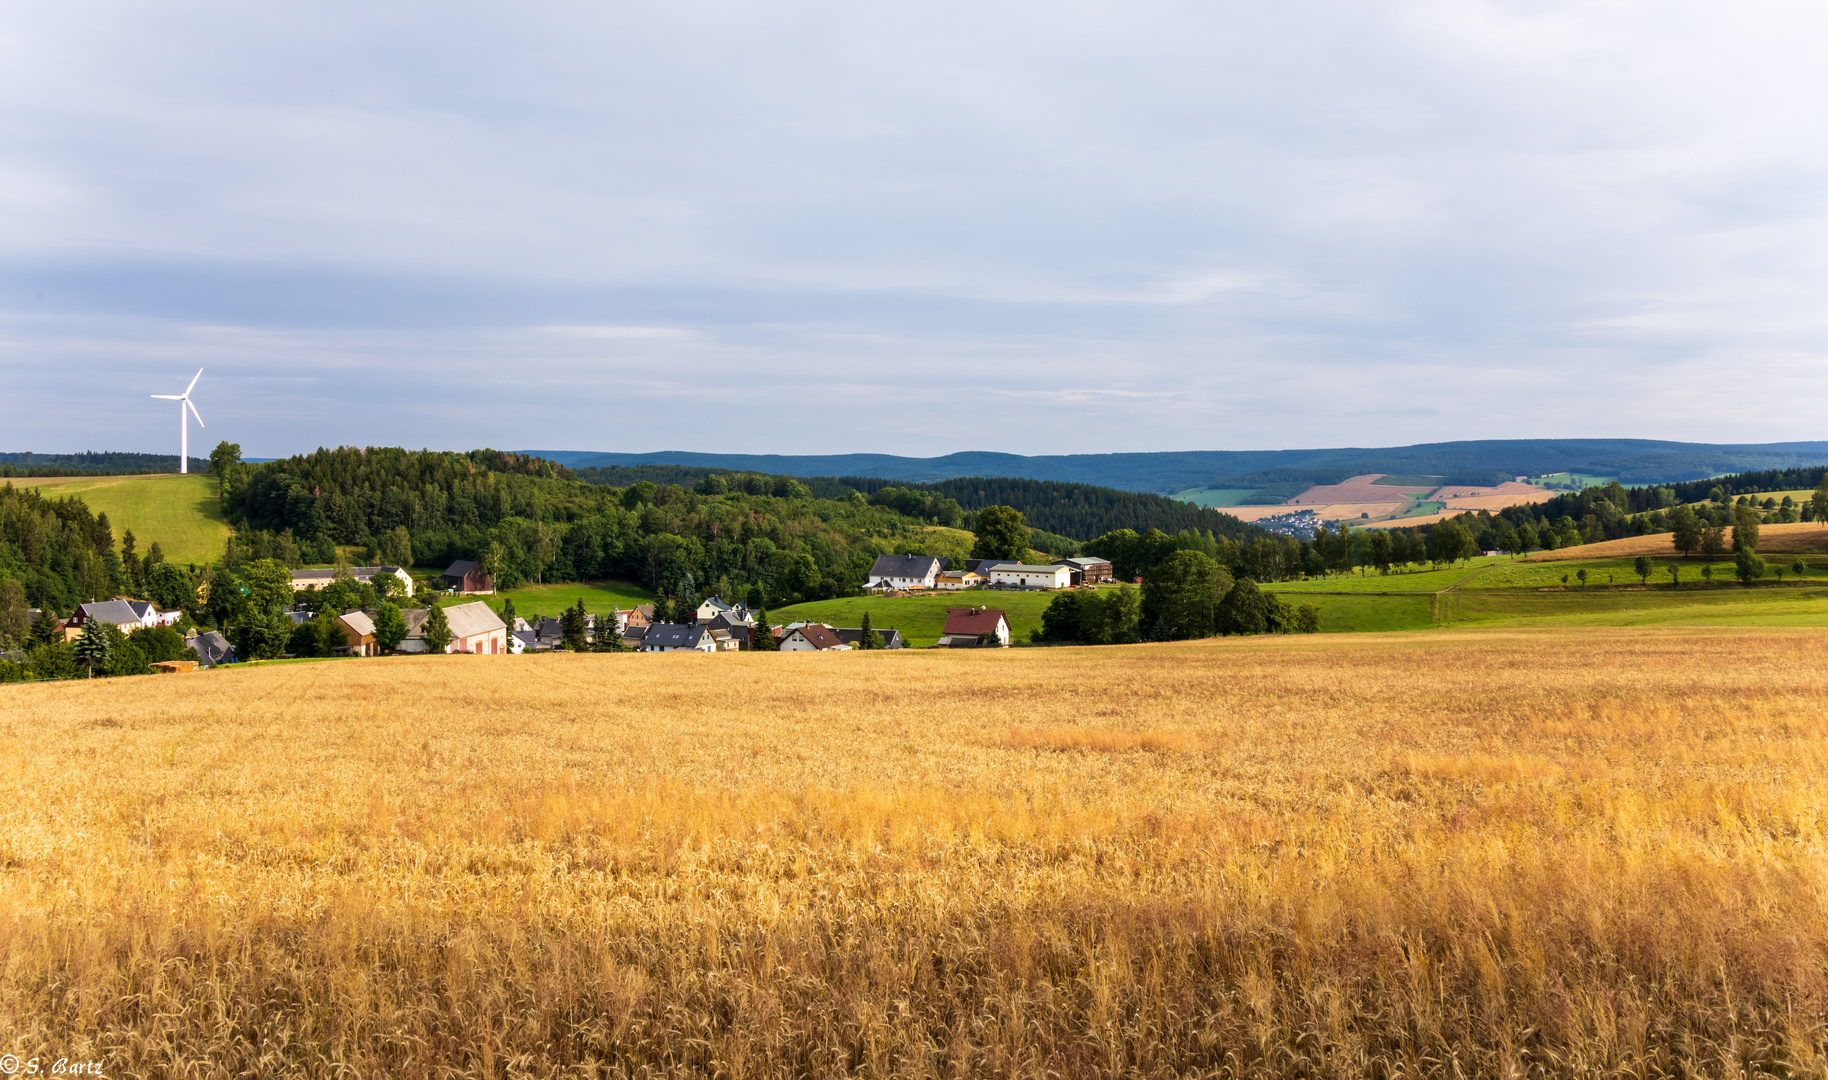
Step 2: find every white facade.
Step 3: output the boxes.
[987,564,1071,589]
[933,571,981,591]
[864,555,944,591]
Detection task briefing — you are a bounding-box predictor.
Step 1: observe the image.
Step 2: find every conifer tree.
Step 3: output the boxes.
[423,603,453,654]
[74,619,110,678]
[748,608,778,651]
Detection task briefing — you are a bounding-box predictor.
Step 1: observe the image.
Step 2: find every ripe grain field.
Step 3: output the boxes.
[3,631,1826,1077]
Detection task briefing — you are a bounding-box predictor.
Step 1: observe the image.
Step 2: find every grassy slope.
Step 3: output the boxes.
[437,580,654,620]
[6,473,229,566]
[1276,593,1436,633]
[1268,556,1506,593]
[1446,585,1828,628]
[769,589,1069,646]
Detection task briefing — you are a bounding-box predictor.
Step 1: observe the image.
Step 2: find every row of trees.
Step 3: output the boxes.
[1037,554,1321,645]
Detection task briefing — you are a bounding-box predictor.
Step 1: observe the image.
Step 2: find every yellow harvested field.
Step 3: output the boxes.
[1439,489,1557,512]
[1286,473,1421,504]
[1525,521,1828,561]
[4,630,1827,1075]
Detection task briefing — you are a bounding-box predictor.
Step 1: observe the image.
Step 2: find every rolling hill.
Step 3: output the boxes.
[3,473,229,567]
[527,439,1828,494]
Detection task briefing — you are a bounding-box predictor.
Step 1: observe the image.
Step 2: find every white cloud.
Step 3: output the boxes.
[4,1,1828,455]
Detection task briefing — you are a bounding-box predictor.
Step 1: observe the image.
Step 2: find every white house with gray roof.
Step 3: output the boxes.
[865,554,945,591]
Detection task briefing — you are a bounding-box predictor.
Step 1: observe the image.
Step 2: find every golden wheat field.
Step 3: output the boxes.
[3,630,1827,1078]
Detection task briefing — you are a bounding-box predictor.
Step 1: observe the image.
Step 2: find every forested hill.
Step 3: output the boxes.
[214,447,1045,607]
[840,476,1258,543]
[575,465,1259,542]
[534,439,1828,491]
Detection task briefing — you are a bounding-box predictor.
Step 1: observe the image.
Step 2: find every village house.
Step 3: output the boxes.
[694,595,740,622]
[865,554,945,591]
[1051,556,1114,585]
[779,624,849,651]
[400,601,508,654]
[986,563,1072,589]
[938,607,1010,648]
[336,610,379,656]
[62,598,174,640]
[185,630,234,667]
[705,610,754,648]
[933,569,982,591]
[291,565,416,597]
[641,623,718,653]
[439,560,495,594]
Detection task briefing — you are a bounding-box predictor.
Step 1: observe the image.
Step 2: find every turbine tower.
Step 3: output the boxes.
[151,369,205,474]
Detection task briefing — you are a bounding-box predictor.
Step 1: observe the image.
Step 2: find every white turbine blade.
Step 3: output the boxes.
[184,368,203,395]
[151,394,182,399]
[186,398,204,427]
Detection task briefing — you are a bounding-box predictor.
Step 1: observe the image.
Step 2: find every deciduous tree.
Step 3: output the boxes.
[373,604,407,652]
[971,506,1031,562]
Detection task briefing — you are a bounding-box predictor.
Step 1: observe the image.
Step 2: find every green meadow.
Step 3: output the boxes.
[6,473,229,567]
[458,579,654,620]
[769,589,1069,647]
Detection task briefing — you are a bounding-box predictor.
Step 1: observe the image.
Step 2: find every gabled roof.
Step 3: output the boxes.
[79,599,143,626]
[644,623,709,648]
[944,607,1008,635]
[443,560,480,577]
[186,630,233,664]
[867,554,944,580]
[836,627,904,649]
[403,608,430,635]
[986,563,1066,574]
[697,595,734,612]
[787,624,844,650]
[339,610,376,637]
[1056,556,1111,568]
[444,601,506,639]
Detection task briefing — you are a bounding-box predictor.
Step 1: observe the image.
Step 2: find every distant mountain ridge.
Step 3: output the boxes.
[526,440,1828,493]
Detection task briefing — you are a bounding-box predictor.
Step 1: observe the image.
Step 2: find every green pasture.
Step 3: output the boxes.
[451,579,653,620]
[1268,556,1509,594]
[769,588,1069,647]
[6,473,229,567]
[1267,593,1436,634]
[1170,487,1260,508]
[1442,585,1828,629]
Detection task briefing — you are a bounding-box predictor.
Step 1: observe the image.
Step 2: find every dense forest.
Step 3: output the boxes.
[575,465,1261,543]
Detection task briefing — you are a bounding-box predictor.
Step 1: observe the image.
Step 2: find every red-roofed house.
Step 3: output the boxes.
[939,607,1009,648]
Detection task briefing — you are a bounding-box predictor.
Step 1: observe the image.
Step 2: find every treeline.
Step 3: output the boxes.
[1035,555,1320,646]
[1526,467,1828,520]
[0,451,210,478]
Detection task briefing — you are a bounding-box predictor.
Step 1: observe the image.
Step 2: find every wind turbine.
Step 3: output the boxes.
[151,369,205,474]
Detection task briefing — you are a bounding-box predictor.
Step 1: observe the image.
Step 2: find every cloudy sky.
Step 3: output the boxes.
[3,1,1827,458]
